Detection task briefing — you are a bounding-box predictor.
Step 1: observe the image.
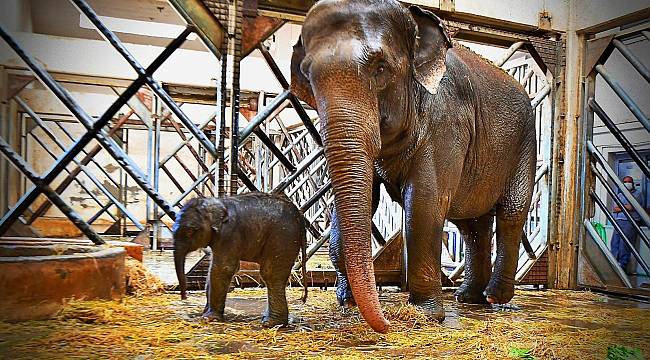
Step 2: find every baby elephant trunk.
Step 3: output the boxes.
[174,249,188,300]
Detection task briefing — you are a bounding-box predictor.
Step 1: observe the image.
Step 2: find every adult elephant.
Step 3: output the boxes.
[291,0,536,334]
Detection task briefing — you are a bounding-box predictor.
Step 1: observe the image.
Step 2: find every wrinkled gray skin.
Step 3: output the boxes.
[173,192,307,327]
[291,0,536,333]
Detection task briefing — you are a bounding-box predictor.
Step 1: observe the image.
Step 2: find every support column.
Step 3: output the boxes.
[547,6,584,289]
[0,66,7,216]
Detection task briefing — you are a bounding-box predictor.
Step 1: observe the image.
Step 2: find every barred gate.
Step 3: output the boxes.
[580,23,649,296]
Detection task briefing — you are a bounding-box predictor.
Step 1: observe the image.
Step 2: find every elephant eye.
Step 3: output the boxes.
[300,57,313,78]
[373,61,391,89]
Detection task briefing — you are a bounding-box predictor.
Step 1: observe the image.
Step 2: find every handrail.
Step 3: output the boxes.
[590,163,650,251]
[584,220,633,288]
[589,99,650,180]
[587,141,650,229]
[595,64,650,134]
[591,190,650,276]
[612,38,650,84]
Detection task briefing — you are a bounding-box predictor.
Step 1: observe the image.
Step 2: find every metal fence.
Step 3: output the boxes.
[581,25,649,294]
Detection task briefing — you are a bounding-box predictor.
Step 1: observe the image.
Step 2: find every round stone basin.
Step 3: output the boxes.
[0,243,125,322]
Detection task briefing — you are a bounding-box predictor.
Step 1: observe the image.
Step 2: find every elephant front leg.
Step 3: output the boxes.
[203,257,239,321]
[452,214,494,304]
[404,183,448,321]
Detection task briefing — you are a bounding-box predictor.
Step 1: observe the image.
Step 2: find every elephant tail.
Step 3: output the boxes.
[300,216,308,303]
[521,230,536,260]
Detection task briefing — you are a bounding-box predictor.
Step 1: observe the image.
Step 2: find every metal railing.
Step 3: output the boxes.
[0,0,228,243]
[581,25,649,292]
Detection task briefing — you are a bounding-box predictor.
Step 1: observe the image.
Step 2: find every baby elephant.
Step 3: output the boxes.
[172,192,307,327]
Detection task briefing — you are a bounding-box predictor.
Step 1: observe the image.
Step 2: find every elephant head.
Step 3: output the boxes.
[172,197,229,299]
[291,0,452,333]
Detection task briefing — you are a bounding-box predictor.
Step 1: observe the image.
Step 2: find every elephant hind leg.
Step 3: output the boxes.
[486,160,534,304]
[452,214,494,304]
[260,262,291,328]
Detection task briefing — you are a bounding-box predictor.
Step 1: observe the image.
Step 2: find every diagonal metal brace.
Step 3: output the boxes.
[0,24,188,236]
[0,137,105,244]
[70,0,218,159]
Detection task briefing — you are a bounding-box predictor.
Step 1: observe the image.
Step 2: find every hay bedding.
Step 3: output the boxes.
[1,285,648,359]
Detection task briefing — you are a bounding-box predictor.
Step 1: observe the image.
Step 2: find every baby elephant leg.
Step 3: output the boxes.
[260,262,291,327]
[204,257,239,321]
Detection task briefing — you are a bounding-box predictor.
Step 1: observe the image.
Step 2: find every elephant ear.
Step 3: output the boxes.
[207,199,230,233]
[408,6,452,95]
[290,37,317,109]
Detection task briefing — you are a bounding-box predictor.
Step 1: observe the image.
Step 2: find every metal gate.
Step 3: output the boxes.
[579,22,649,296]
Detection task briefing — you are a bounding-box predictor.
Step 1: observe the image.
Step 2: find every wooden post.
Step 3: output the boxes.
[546,30,586,290]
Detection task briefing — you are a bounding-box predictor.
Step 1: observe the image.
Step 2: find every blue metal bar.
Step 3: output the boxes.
[589,99,650,180]
[51,120,120,189]
[237,167,259,192]
[26,130,118,223]
[88,202,113,225]
[81,165,145,231]
[70,0,218,158]
[272,148,324,194]
[590,163,650,251]
[0,137,105,244]
[239,90,290,142]
[584,220,633,288]
[257,44,322,146]
[16,96,122,221]
[612,38,650,84]
[159,111,215,166]
[588,141,650,229]
[252,128,297,172]
[595,64,650,133]
[300,181,331,212]
[591,190,650,276]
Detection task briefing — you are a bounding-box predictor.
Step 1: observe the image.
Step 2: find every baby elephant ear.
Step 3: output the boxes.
[290,37,317,109]
[409,6,452,95]
[208,200,229,233]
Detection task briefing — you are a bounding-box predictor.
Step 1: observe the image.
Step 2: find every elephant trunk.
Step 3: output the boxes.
[174,248,188,300]
[321,104,389,334]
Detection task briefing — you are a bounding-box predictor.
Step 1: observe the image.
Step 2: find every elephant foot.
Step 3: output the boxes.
[202,308,225,322]
[408,294,445,322]
[484,278,515,304]
[336,282,356,308]
[261,313,289,328]
[454,285,489,304]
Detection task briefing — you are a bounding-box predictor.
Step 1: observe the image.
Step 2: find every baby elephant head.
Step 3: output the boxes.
[172,197,230,299]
